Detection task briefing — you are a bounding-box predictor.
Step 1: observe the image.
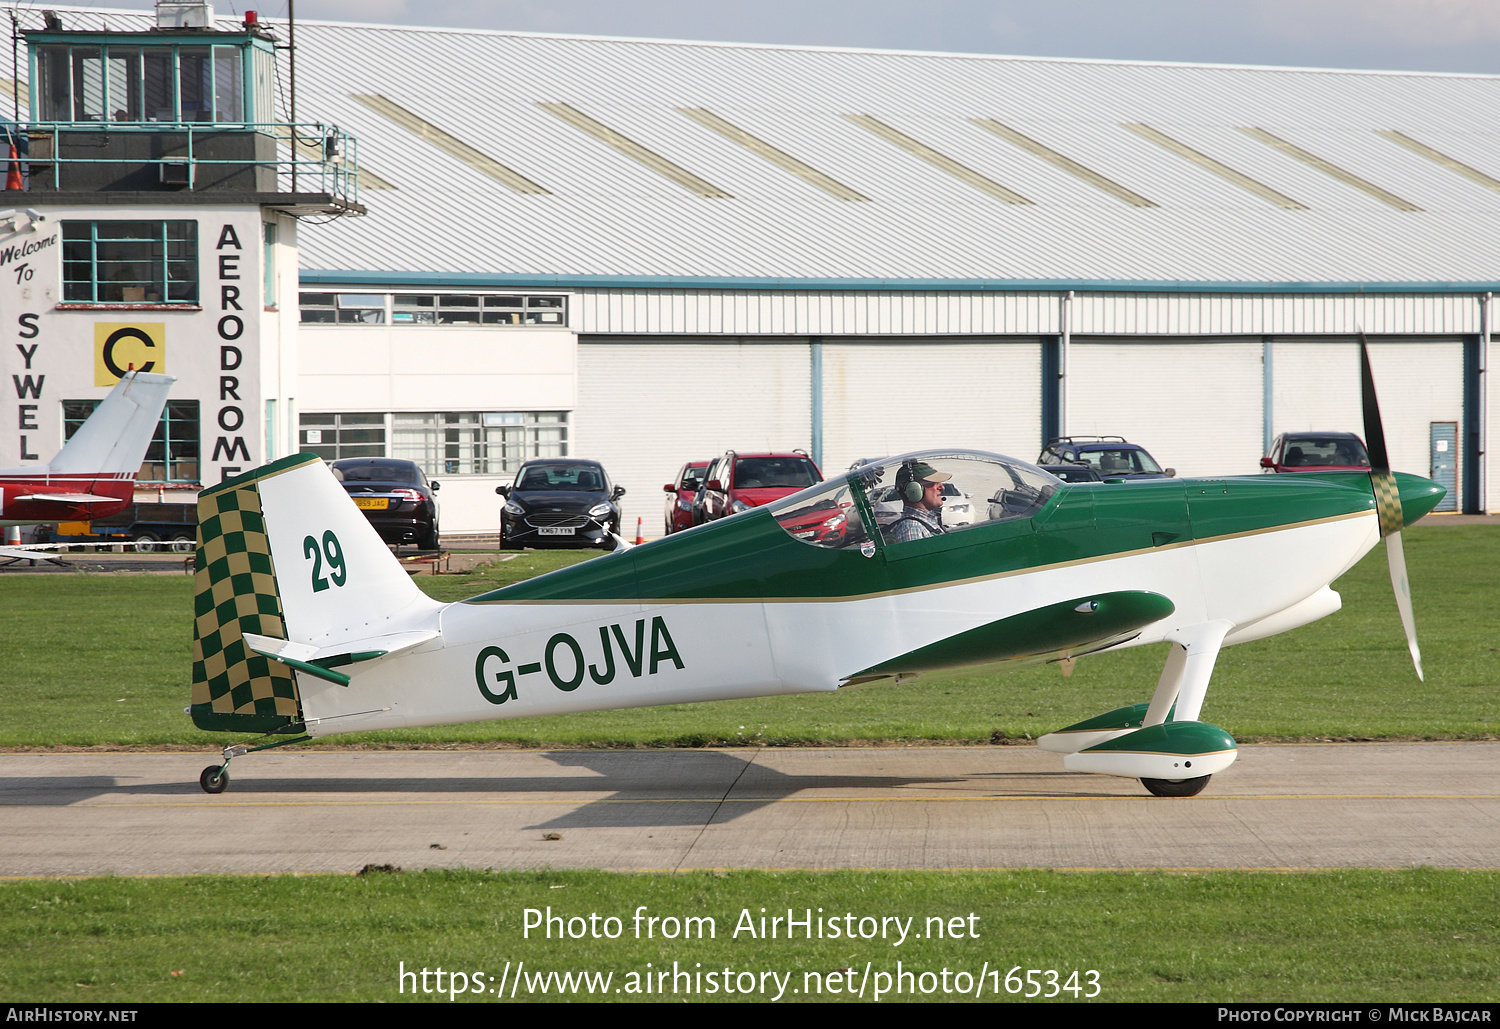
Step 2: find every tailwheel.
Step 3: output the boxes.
[199,765,230,794]
[1140,775,1210,798]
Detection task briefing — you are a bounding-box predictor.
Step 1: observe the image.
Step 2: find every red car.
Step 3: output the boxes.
[697,451,823,524]
[1261,432,1371,473]
[663,460,710,535]
[775,495,853,545]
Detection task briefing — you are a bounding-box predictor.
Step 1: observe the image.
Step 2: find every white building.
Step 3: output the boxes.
[6,5,1496,534]
[2,3,357,531]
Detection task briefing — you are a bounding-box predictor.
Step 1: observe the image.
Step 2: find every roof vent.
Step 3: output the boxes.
[155,1,216,30]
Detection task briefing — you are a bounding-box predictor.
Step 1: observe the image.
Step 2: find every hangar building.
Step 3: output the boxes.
[5,4,1497,534]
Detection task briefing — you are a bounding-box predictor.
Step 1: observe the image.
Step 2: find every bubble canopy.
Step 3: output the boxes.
[766,450,1062,551]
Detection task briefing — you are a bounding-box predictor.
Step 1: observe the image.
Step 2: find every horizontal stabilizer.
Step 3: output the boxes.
[244,629,439,666]
[852,590,1175,679]
[243,629,440,685]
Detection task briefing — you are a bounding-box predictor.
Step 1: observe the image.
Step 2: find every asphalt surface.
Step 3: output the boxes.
[2,742,1496,876]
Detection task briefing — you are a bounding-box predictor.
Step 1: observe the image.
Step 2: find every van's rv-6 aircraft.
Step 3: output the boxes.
[190,341,1443,797]
[0,371,175,559]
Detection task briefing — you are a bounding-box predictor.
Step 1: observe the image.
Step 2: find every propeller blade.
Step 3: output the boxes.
[1358,332,1391,473]
[1360,333,1423,680]
[1384,530,1424,681]
[1360,333,1405,538]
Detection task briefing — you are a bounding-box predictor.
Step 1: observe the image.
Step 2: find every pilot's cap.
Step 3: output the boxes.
[901,460,952,485]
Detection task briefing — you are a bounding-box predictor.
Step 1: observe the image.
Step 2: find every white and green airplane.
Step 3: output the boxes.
[189,341,1444,797]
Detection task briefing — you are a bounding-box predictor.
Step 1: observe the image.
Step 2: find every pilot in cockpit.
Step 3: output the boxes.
[887,460,953,543]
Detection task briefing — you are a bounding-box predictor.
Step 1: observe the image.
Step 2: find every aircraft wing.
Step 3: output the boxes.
[847,590,1176,682]
[0,543,73,560]
[12,492,121,505]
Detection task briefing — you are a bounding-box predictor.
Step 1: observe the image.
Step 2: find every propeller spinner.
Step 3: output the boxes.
[1359,333,1423,681]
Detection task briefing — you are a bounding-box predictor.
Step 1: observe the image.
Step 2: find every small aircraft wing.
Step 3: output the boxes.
[0,542,73,560]
[0,545,44,560]
[12,492,122,505]
[846,590,1175,683]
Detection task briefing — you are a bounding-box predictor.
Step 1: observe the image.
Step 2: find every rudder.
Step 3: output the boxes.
[190,457,304,734]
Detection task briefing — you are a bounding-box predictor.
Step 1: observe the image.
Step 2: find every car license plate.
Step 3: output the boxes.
[538,526,575,536]
[354,497,389,511]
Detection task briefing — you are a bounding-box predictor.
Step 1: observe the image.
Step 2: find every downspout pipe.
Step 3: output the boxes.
[1060,290,1073,439]
[1480,293,1490,513]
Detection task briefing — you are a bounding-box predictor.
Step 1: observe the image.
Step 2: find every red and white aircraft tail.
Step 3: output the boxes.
[0,371,176,529]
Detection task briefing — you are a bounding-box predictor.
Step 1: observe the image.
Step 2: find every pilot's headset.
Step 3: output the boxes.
[896,461,925,503]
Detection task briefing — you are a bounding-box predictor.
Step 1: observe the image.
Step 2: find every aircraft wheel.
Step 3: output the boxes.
[199,765,230,794]
[1140,775,1211,798]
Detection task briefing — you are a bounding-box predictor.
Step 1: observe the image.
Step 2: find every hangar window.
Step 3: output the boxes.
[392,412,568,476]
[64,398,200,483]
[297,293,385,323]
[62,221,197,304]
[300,292,568,326]
[389,293,568,326]
[298,412,386,460]
[298,411,568,476]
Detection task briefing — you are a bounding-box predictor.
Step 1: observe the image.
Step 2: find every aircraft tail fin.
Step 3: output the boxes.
[189,453,442,734]
[48,371,175,475]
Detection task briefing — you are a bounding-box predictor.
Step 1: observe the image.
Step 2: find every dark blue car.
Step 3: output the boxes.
[1037,437,1174,480]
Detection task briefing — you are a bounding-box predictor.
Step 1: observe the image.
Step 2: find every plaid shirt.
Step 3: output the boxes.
[887,504,945,543]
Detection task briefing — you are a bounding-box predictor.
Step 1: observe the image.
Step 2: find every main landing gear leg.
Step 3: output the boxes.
[1138,619,1233,797]
[198,732,313,794]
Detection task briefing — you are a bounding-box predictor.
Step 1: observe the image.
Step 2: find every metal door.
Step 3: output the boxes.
[1430,422,1458,512]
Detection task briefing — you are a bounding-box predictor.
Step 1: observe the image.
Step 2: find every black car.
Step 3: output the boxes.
[331,458,441,550]
[497,460,625,549]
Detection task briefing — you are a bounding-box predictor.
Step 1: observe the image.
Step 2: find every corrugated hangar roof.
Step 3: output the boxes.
[18,6,1500,289]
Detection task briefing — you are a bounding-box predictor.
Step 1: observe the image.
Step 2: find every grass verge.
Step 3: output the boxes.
[2,868,1496,1003]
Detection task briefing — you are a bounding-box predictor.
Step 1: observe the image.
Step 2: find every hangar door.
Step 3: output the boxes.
[1068,339,1264,478]
[1272,338,1463,487]
[578,339,812,535]
[820,339,1042,471]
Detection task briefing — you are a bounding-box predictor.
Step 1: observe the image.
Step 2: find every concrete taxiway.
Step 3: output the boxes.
[1,742,1496,877]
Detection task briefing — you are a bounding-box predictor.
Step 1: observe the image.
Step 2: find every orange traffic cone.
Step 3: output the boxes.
[4,145,21,191]
[633,517,644,545]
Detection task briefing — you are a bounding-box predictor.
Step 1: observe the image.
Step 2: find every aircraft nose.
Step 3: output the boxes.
[1392,472,1446,527]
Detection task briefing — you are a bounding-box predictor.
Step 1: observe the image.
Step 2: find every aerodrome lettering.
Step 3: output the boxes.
[214,224,247,480]
[471,617,686,703]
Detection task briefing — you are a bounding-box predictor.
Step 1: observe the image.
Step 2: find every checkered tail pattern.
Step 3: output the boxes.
[189,475,303,734]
